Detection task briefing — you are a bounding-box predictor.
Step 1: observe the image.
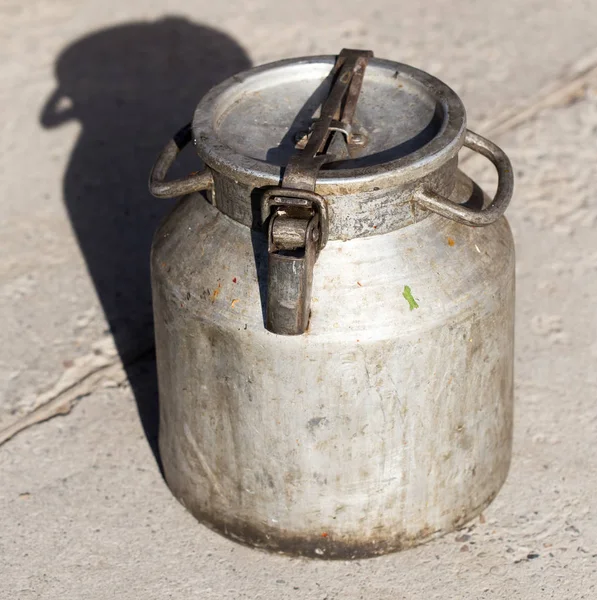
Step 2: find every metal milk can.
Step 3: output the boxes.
[148,49,515,558]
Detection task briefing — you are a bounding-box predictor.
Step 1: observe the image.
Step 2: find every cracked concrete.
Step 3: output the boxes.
[1,1,597,598]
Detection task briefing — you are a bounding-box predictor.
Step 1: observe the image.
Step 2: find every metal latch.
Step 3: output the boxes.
[261,48,373,335]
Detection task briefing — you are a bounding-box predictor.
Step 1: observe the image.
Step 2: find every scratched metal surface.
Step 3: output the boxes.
[152,190,515,558]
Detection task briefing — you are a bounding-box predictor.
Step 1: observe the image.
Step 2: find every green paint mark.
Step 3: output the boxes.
[402,285,419,311]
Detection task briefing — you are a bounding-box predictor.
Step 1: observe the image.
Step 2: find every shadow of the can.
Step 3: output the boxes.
[39,16,251,470]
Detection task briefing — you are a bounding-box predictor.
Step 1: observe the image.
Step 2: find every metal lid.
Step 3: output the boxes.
[192,55,466,193]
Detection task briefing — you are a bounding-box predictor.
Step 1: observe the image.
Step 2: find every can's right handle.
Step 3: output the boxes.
[414,129,513,227]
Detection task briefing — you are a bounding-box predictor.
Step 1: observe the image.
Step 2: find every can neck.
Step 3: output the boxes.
[207,156,458,241]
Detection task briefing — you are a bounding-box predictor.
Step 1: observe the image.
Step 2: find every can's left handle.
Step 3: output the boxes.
[149,123,213,199]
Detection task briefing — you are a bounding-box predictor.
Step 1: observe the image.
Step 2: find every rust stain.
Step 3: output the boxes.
[321,532,328,538]
[211,283,222,303]
[231,299,239,308]
[447,236,455,247]
[357,281,363,287]
[304,312,313,334]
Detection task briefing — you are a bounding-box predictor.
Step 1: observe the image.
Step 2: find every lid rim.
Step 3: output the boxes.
[192,56,466,193]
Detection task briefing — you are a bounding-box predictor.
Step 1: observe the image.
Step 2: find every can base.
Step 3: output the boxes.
[172,485,503,560]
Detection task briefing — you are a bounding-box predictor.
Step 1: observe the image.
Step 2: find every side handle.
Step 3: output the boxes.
[414,129,513,227]
[149,123,213,199]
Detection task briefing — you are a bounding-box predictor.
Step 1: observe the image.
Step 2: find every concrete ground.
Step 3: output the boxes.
[1,1,597,598]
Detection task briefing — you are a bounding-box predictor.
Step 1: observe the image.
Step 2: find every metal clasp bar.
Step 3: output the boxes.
[261,48,373,335]
[261,189,328,335]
